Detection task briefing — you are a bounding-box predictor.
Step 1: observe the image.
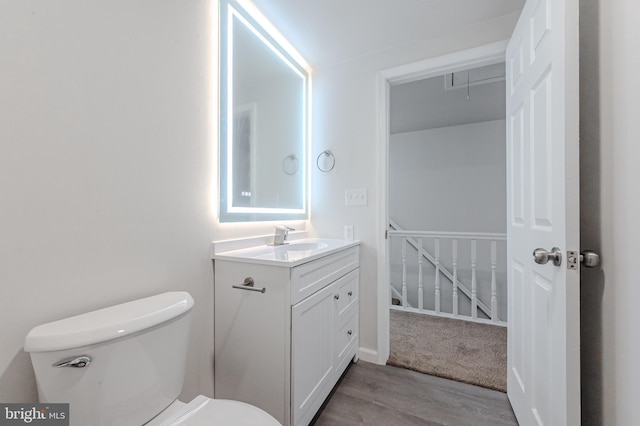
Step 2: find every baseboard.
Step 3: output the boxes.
[358,347,383,365]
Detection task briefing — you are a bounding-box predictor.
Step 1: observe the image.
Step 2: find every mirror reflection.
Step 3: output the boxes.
[220,0,309,222]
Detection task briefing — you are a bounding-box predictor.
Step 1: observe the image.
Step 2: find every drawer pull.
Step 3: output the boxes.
[334,294,340,300]
[347,330,353,336]
[232,277,266,294]
[348,291,353,297]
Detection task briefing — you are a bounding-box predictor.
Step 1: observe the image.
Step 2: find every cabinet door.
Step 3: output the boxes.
[291,283,335,426]
[214,262,290,425]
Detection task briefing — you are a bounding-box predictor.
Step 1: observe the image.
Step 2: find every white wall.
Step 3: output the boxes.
[581,0,640,424]
[308,13,519,355]
[0,0,217,403]
[388,120,507,320]
[389,120,506,233]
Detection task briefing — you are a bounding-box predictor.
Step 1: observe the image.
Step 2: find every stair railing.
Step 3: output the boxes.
[388,224,506,326]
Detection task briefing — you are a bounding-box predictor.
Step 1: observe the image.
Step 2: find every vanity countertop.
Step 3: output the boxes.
[211,237,360,267]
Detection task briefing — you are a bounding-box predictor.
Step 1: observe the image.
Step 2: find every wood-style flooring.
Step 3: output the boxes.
[313,361,518,426]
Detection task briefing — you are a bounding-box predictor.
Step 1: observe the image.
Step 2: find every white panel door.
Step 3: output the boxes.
[506,0,580,425]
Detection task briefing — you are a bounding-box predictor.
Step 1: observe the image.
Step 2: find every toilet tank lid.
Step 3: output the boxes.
[24,292,194,353]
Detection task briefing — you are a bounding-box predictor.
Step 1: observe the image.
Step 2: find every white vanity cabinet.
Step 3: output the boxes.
[213,244,359,426]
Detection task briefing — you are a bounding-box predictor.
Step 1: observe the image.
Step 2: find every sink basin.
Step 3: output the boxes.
[278,242,329,252]
[254,242,331,262]
[212,238,356,266]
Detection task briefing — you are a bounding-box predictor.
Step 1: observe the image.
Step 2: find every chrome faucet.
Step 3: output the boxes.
[273,225,295,246]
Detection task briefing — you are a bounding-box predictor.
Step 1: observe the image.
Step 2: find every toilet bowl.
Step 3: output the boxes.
[24,292,279,426]
[146,395,279,426]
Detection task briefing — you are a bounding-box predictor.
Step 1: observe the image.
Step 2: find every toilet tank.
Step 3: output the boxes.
[24,292,195,426]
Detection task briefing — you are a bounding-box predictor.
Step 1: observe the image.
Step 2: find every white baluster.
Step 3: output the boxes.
[471,240,478,319]
[491,240,498,322]
[418,238,424,311]
[434,238,441,314]
[452,239,458,317]
[402,238,407,308]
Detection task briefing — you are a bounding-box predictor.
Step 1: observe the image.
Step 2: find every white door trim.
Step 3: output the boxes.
[374,40,509,365]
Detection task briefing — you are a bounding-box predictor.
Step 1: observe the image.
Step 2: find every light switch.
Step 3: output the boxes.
[345,189,367,206]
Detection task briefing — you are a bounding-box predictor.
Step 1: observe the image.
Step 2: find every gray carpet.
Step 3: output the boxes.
[388,310,507,392]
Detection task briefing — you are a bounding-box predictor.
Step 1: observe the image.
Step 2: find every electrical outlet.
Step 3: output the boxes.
[344,225,354,241]
[345,189,367,206]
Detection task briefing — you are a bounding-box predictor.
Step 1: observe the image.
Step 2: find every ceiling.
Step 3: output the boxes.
[248,0,525,67]
[390,63,506,134]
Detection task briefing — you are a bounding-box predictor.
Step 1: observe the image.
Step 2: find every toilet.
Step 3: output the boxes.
[24,292,280,426]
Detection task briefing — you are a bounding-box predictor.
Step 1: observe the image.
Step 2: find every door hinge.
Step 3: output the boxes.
[385,229,388,240]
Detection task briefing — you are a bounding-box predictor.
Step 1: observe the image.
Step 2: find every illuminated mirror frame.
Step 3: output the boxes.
[219,0,310,222]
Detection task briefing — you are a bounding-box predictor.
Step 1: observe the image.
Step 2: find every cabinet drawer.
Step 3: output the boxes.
[291,246,359,305]
[333,269,359,319]
[335,309,358,375]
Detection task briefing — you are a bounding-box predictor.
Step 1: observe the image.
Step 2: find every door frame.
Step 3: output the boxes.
[373,40,510,365]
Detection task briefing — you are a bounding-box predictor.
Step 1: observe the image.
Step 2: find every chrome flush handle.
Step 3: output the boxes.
[53,355,92,368]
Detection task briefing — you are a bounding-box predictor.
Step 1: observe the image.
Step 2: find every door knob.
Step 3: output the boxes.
[580,250,600,267]
[533,247,562,266]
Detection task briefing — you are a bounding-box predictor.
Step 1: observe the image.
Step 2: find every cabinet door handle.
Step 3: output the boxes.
[348,291,353,297]
[347,330,353,336]
[334,294,340,300]
[232,277,266,293]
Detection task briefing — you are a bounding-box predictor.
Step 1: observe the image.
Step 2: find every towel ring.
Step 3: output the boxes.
[282,154,299,175]
[317,150,335,173]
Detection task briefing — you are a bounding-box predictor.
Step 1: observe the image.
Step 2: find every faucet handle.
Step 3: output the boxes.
[273,226,295,245]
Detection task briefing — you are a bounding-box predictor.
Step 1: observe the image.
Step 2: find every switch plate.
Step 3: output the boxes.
[344,225,354,241]
[345,189,367,206]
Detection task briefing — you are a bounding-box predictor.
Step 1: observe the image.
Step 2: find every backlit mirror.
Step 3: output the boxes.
[219,0,310,222]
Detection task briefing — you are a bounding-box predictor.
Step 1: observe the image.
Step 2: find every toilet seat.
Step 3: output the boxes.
[150,395,281,426]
